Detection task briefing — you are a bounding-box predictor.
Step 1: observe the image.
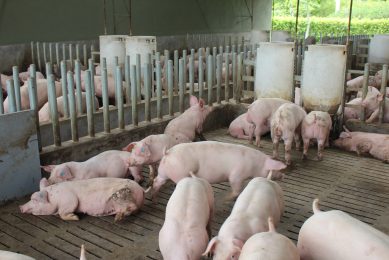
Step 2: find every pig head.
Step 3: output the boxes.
[19,189,56,215]
[41,164,74,184]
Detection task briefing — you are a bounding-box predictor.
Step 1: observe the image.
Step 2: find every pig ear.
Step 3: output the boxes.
[135,143,151,158]
[264,158,287,171]
[339,132,351,139]
[377,93,384,102]
[58,166,73,180]
[123,142,137,152]
[190,95,199,106]
[202,236,218,256]
[31,190,49,203]
[199,99,205,108]
[39,178,50,190]
[41,165,56,173]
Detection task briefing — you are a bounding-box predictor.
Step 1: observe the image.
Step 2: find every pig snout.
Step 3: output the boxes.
[19,204,31,214]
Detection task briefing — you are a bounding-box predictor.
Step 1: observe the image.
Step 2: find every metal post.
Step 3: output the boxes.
[136,54,141,101]
[179,59,185,113]
[74,60,83,115]
[85,70,95,137]
[43,42,47,65]
[130,65,138,126]
[12,66,21,111]
[47,75,61,146]
[62,43,66,63]
[101,59,110,133]
[55,43,60,73]
[124,55,131,105]
[225,52,230,102]
[232,52,237,101]
[67,71,79,142]
[83,44,87,67]
[27,77,41,151]
[88,59,96,111]
[379,64,388,124]
[199,54,204,99]
[207,55,213,106]
[183,50,187,87]
[236,53,243,103]
[0,78,3,114]
[69,44,74,71]
[189,56,194,96]
[60,61,69,118]
[49,43,53,65]
[174,50,179,94]
[6,80,16,113]
[156,61,162,119]
[216,54,222,104]
[36,42,42,72]
[360,63,370,121]
[168,60,174,116]
[144,64,151,122]
[31,42,35,66]
[116,66,125,129]
[76,44,80,61]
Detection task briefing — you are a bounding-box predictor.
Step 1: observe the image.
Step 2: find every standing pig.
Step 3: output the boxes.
[164,95,212,142]
[247,98,291,147]
[20,178,148,221]
[239,217,299,260]
[228,113,256,140]
[341,97,362,121]
[297,199,389,260]
[153,141,286,200]
[41,150,143,184]
[333,129,389,163]
[38,92,99,122]
[159,174,214,260]
[361,86,389,123]
[301,111,332,160]
[271,103,307,165]
[202,175,284,259]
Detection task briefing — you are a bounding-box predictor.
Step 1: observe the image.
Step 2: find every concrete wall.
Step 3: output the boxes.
[0,0,272,45]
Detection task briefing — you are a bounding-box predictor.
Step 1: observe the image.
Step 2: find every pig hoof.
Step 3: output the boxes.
[114,213,125,222]
[286,160,292,166]
[60,213,79,221]
[302,154,307,160]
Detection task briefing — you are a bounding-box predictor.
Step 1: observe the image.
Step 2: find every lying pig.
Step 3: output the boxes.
[123,134,185,183]
[333,129,389,163]
[203,174,284,259]
[41,150,143,184]
[154,141,286,200]
[19,71,45,82]
[297,199,389,260]
[239,217,299,260]
[342,97,362,121]
[271,103,306,165]
[228,113,256,140]
[301,111,332,160]
[38,92,99,122]
[159,174,214,260]
[164,95,212,142]
[374,69,389,87]
[346,75,378,93]
[79,72,121,99]
[20,177,148,221]
[361,86,389,123]
[0,250,35,260]
[3,79,62,113]
[247,98,291,147]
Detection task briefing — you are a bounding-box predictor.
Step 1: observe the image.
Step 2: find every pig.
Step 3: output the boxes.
[164,95,212,142]
[3,79,62,113]
[297,199,389,260]
[202,175,284,259]
[346,75,378,93]
[374,69,389,87]
[0,251,35,260]
[301,111,332,161]
[19,71,45,82]
[41,150,143,184]
[239,217,300,260]
[123,134,185,184]
[271,103,307,165]
[153,141,287,200]
[78,72,121,99]
[228,113,256,140]
[333,129,389,163]
[361,86,389,123]
[341,97,362,121]
[20,177,148,221]
[1,74,13,94]
[38,92,99,122]
[247,98,291,147]
[159,174,214,260]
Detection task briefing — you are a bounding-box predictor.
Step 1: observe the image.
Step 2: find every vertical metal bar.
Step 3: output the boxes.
[136,54,141,101]
[156,61,162,119]
[60,61,69,118]
[116,66,125,129]
[88,59,96,111]
[189,56,194,96]
[225,52,230,102]
[124,55,131,105]
[45,62,52,76]
[207,55,213,106]
[55,43,60,71]
[62,43,66,62]
[212,47,217,85]
[49,43,53,65]
[83,44,87,67]
[75,44,80,62]
[31,42,35,66]
[85,70,95,137]
[67,71,78,142]
[360,63,370,121]
[219,46,223,55]
[12,66,21,111]
[199,54,204,99]
[236,53,243,103]
[174,50,179,94]
[74,60,83,115]
[205,47,210,89]
[183,50,187,87]
[27,77,41,151]
[179,58,184,113]
[130,65,138,126]
[43,42,47,65]
[232,52,237,101]
[144,64,151,122]
[168,60,174,116]
[6,80,16,113]
[379,64,388,124]
[36,42,42,73]
[101,59,110,133]
[247,50,253,90]
[91,45,95,63]
[0,77,3,114]
[216,54,222,104]
[47,75,61,146]
[69,44,74,70]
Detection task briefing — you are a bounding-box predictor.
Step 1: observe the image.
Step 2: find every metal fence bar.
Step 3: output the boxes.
[379,64,388,124]
[85,70,95,137]
[6,80,16,113]
[67,71,79,142]
[60,61,69,118]
[174,50,179,94]
[69,44,74,71]
[27,77,41,151]
[225,52,230,102]
[236,53,243,103]
[124,55,131,105]
[55,43,60,73]
[49,43,53,65]
[101,59,110,133]
[183,50,187,86]
[199,53,204,99]
[116,66,125,129]
[31,42,35,66]
[360,63,370,121]
[88,59,96,111]
[83,44,87,67]
[216,54,222,104]
[207,55,213,106]
[156,60,162,119]
[232,52,237,101]
[130,65,138,126]
[37,42,42,72]
[74,60,83,115]
[47,74,61,146]
[12,66,21,111]
[0,77,3,114]
[144,64,151,122]
[168,60,174,116]
[179,58,184,113]
[43,42,47,66]
[136,54,141,101]
[189,56,194,96]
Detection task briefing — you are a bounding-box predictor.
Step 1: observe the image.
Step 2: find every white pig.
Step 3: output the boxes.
[0,251,35,260]
[361,86,389,123]
[159,174,214,260]
[41,150,143,184]
[297,199,389,260]
[228,113,256,140]
[203,174,284,260]
[239,217,299,260]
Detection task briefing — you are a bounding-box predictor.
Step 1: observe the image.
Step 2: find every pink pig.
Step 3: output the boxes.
[301,111,332,160]
[159,174,214,260]
[333,129,389,163]
[346,75,378,93]
[228,113,256,140]
[164,95,212,142]
[239,217,299,260]
[153,141,286,200]
[20,178,148,222]
[297,199,389,260]
[361,86,389,123]
[271,103,307,165]
[41,150,143,184]
[247,98,291,147]
[203,175,284,260]
[19,71,45,82]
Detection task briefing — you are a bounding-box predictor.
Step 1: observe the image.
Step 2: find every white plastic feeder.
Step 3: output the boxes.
[368,34,389,64]
[271,30,292,42]
[99,35,127,76]
[301,44,347,114]
[254,42,295,101]
[125,36,157,66]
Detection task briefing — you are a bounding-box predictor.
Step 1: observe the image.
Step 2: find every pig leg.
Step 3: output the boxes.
[129,166,143,183]
[302,137,310,160]
[151,175,168,201]
[59,194,79,221]
[366,109,379,123]
[284,139,293,165]
[60,213,80,221]
[317,139,325,161]
[234,129,251,140]
[272,136,280,159]
[253,122,265,147]
[148,165,157,187]
[227,173,244,200]
[325,129,330,147]
[294,126,302,151]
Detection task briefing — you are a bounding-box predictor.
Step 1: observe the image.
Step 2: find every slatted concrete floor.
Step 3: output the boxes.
[1,128,389,259]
